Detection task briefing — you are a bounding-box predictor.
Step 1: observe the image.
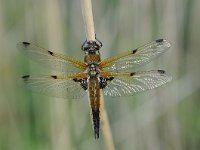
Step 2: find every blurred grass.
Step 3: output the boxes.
[0,0,200,150]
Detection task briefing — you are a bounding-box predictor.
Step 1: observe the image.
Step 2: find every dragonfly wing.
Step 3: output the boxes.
[99,39,170,72]
[101,70,172,97]
[17,42,86,73]
[18,73,87,99]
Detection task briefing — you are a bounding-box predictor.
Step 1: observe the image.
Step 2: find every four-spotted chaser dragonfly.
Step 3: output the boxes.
[17,38,172,139]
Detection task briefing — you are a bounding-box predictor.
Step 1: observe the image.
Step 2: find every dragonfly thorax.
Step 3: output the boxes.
[87,63,100,77]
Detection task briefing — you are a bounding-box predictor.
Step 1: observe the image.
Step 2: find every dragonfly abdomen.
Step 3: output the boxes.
[88,77,101,139]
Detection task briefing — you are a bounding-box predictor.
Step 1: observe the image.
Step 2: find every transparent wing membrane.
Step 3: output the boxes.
[17,42,86,73]
[103,70,172,97]
[17,40,172,100]
[100,39,171,72]
[18,74,87,99]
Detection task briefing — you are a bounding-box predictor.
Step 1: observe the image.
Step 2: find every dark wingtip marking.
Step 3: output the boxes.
[132,49,137,54]
[48,50,54,56]
[51,75,57,79]
[158,70,165,74]
[22,75,30,79]
[109,77,114,81]
[22,42,30,47]
[156,39,164,43]
[130,72,136,76]
[22,75,30,81]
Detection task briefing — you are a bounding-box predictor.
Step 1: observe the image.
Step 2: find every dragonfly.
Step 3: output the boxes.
[17,38,172,139]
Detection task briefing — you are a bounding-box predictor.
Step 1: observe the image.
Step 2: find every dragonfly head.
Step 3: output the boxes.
[82,40,102,54]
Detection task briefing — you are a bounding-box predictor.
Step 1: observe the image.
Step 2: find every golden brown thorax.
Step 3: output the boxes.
[84,54,101,64]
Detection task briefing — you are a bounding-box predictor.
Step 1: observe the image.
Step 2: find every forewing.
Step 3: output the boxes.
[100,39,170,72]
[17,42,86,73]
[102,70,172,97]
[18,74,87,99]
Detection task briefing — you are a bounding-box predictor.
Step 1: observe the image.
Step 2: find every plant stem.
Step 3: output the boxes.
[81,0,95,41]
[80,0,115,149]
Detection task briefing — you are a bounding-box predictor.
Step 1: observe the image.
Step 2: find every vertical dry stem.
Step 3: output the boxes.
[80,0,115,149]
[81,0,95,41]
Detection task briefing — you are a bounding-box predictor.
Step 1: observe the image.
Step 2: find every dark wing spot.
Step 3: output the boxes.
[130,72,136,76]
[22,75,30,81]
[132,49,137,54]
[22,42,30,47]
[80,79,88,90]
[51,75,57,79]
[73,78,88,90]
[156,39,164,43]
[48,50,54,56]
[109,77,114,81]
[158,70,165,74]
[106,77,114,81]
[73,78,79,82]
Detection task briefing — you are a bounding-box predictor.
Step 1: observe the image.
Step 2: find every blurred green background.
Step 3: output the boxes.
[0,0,200,150]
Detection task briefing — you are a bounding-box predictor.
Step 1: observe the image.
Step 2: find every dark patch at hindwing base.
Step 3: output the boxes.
[73,78,88,90]
[99,77,114,89]
[99,77,107,89]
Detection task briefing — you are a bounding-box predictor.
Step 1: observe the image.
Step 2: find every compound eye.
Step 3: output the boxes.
[85,46,90,51]
[94,45,99,49]
[82,43,90,51]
